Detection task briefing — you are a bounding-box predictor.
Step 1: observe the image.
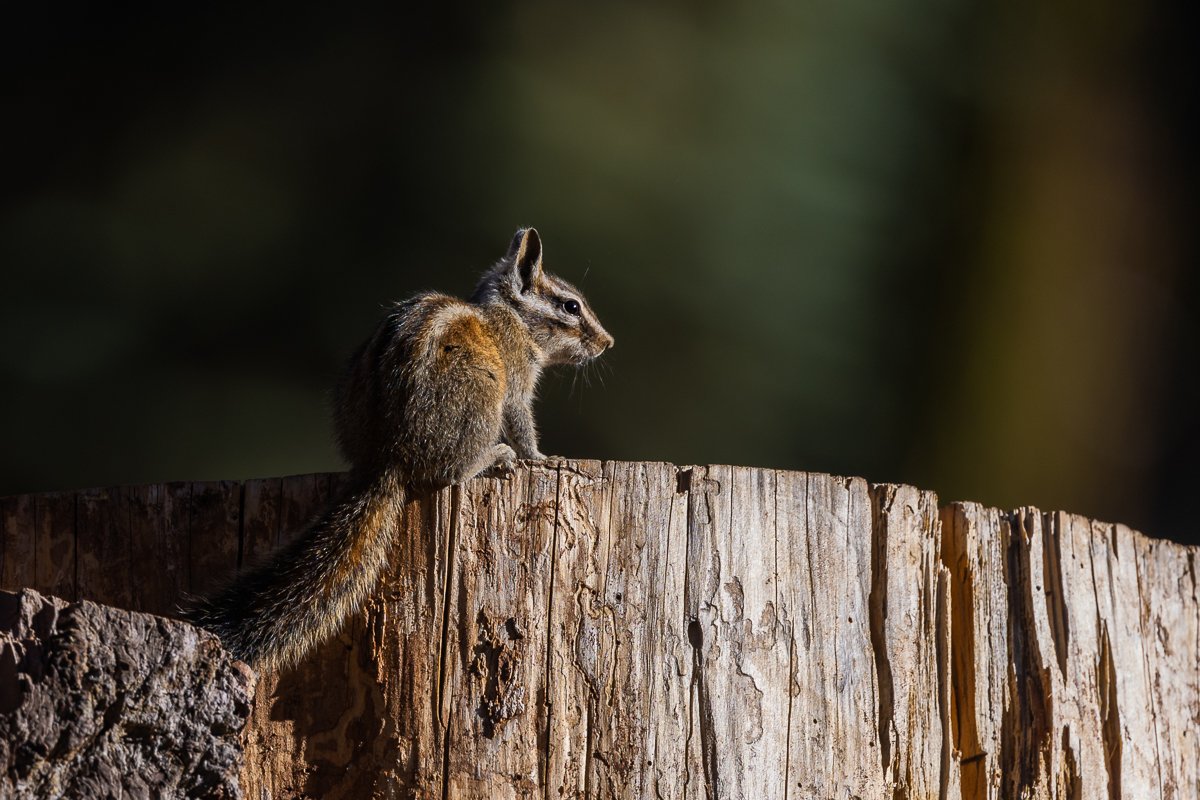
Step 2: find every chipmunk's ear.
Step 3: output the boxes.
[507,227,543,292]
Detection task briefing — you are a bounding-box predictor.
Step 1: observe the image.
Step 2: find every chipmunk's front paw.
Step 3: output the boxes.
[474,444,517,480]
[525,454,567,468]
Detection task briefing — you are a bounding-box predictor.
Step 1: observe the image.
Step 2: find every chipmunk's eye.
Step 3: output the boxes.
[562,299,581,316]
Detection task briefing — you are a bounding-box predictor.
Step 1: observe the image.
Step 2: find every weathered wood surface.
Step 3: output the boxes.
[1,461,1196,799]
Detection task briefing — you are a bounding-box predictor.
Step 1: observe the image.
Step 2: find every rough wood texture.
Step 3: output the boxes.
[942,505,1200,799]
[1,462,1196,799]
[0,588,253,799]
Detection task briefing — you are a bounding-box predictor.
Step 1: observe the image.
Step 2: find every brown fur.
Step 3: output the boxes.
[184,228,612,670]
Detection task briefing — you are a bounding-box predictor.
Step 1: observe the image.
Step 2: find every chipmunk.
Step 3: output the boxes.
[184,228,613,670]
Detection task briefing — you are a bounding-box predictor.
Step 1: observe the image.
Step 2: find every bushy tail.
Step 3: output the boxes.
[183,470,405,671]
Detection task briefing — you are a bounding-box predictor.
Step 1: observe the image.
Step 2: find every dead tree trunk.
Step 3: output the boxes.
[1,461,1196,799]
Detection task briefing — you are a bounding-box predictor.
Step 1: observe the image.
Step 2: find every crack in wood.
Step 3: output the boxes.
[540,461,562,799]
[1098,622,1122,800]
[935,564,952,800]
[869,484,897,782]
[1042,513,1071,680]
[940,504,987,800]
[999,511,1053,798]
[687,617,719,799]
[437,486,460,800]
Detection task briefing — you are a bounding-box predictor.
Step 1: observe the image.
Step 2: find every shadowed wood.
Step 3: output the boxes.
[188,480,242,597]
[127,483,187,616]
[1,462,1196,799]
[33,491,75,601]
[77,486,130,608]
[1,494,36,595]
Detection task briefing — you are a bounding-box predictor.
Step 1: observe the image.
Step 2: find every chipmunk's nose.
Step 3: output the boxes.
[589,332,613,357]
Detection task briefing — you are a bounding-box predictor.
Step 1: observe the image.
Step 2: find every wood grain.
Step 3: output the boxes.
[1,462,1196,799]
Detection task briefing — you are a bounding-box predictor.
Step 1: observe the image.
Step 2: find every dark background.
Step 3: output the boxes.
[3,4,1196,544]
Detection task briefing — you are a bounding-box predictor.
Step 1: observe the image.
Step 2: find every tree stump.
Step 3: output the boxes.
[1,461,1196,798]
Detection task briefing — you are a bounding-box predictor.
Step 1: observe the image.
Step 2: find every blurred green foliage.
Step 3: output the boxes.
[2,4,1195,542]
